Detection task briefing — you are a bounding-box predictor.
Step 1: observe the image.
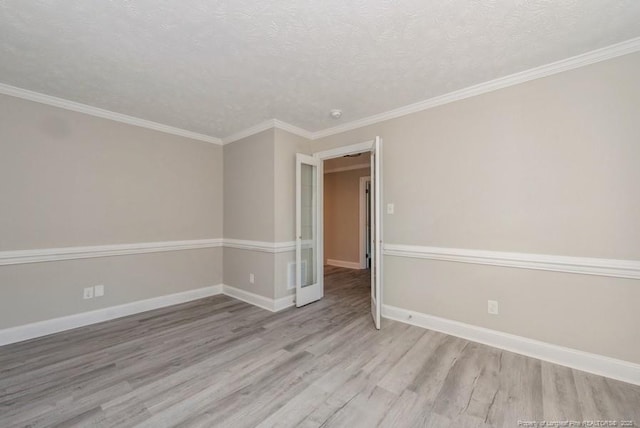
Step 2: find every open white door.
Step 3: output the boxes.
[295,153,323,307]
[370,137,382,329]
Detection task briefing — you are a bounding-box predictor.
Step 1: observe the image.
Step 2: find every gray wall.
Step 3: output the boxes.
[3,52,639,367]
[274,129,308,299]
[222,128,307,300]
[0,249,221,328]
[0,94,223,328]
[223,129,275,242]
[309,52,640,364]
[223,129,277,298]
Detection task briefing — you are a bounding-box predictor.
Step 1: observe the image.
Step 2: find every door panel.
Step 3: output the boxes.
[371,137,382,329]
[296,154,322,306]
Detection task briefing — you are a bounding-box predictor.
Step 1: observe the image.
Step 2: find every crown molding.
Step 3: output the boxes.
[309,36,640,140]
[272,119,314,140]
[220,37,640,144]
[222,119,313,145]
[0,83,223,145]
[3,38,638,147]
[221,119,276,144]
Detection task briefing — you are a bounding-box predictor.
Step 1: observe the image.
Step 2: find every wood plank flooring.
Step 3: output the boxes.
[1,266,639,427]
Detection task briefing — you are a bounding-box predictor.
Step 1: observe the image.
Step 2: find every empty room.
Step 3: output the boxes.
[1,1,639,427]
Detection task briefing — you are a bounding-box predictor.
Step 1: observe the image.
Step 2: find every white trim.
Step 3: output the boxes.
[222,119,313,145]
[223,239,296,253]
[382,304,640,386]
[221,120,276,144]
[0,239,223,266]
[3,38,639,148]
[310,37,640,140]
[273,294,296,312]
[295,153,324,307]
[219,36,640,144]
[0,282,298,346]
[383,244,640,280]
[0,83,222,145]
[324,163,370,174]
[0,238,306,266]
[314,140,375,160]
[326,259,362,270]
[222,285,295,312]
[222,285,275,312]
[272,119,314,140]
[371,136,383,330]
[0,285,223,346]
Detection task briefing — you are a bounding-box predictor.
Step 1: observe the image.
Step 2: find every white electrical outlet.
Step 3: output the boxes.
[249,273,255,284]
[387,203,394,214]
[488,300,499,315]
[83,287,94,299]
[94,285,104,297]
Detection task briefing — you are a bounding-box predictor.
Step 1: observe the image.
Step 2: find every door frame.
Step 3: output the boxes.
[313,139,382,318]
[359,176,371,269]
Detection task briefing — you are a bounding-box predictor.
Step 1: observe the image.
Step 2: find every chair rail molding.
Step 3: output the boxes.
[383,244,640,280]
[223,239,296,253]
[0,239,224,266]
[0,238,310,266]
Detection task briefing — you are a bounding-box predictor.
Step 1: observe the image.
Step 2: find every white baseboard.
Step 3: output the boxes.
[326,259,362,270]
[0,284,223,346]
[273,294,296,312]
[222,285,275,312]
[382,304,640,386]
[0,283,298,347]
[222,284,295,312]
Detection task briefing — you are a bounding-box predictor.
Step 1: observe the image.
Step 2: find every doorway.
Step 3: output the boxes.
[295,138,382,329]
[323,154,371,270]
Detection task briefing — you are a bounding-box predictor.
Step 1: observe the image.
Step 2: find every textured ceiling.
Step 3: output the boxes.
[1,1,640,139]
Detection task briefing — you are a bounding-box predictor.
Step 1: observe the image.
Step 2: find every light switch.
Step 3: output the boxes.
[387,203,394,214]
[94,285,104,297]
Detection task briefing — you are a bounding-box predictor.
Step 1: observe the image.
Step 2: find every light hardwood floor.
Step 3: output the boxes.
[1,266,639,427]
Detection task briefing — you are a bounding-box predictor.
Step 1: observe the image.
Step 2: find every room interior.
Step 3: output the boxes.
[1,1,640,426]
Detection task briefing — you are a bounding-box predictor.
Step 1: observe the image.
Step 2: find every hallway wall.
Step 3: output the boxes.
[324,167,370,267]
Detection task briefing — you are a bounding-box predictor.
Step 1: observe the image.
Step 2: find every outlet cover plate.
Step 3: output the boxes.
[83,287,94,299]
[488,300,499,315]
